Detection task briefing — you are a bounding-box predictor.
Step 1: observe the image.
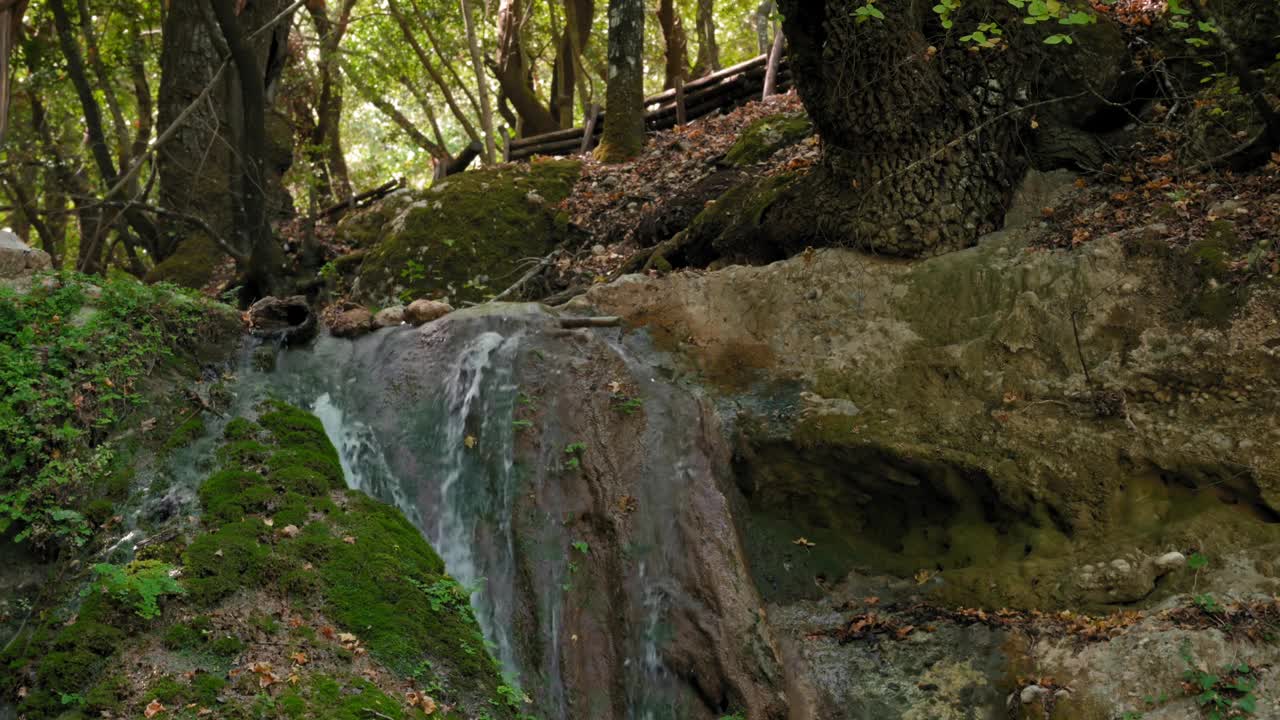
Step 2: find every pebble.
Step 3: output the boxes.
[1154,551,1187,572]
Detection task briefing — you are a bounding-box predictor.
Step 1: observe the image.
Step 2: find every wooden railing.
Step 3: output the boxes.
[505,52,792,162]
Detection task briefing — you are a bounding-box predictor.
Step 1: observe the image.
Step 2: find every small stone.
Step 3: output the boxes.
[330,307,374,339]
[1110,558,1131,573]
[592,244,607,256]
[404,298,454,326]
[1154,551,1187,572]
[373,305,406,328]
[1020,685,1048,704]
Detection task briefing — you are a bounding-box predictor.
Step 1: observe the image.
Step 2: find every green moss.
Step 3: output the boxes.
[354,159,583,305]
[223,417,259,442]
[724,113,813,166]
[183,520,271,604]
[683,172,799,262]
[145,235,224,290]
[164,415,206,453]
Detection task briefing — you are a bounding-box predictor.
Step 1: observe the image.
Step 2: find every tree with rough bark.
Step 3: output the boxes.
[461,0,497,161]
[595,0,645,162]
[692,0,719,76]
[768,0,1127,257]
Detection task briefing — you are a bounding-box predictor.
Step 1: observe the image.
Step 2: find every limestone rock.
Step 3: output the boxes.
[373,305,406,328]
[330,306,374,339]
[404,299,453,326]
[0,231,52,285]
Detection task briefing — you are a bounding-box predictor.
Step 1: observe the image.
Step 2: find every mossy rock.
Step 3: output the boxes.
[146,234,224,290]
[676,172,802,266]
[724,113,813,166]
[10,402,514,719]
[352,159,583,306]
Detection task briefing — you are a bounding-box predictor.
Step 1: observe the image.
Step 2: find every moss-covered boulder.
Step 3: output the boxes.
[4,401,516,719]
[146,234,226,290]
[723,112,813,166]
[348,159,582,306]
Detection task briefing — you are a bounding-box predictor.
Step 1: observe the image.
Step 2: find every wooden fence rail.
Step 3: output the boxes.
[506,52,790,162]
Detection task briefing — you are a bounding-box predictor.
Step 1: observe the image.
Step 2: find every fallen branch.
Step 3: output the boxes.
[316,178,402,221]
[558,316,621,328]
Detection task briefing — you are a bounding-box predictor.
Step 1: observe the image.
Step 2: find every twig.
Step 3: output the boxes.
[490,249,560,303]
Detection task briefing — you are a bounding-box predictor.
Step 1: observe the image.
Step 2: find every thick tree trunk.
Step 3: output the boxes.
[656,0,689,89]
[595,0,645,162]
[772,0,1119,257]
[156,0,294,281]
[209,0,283,300]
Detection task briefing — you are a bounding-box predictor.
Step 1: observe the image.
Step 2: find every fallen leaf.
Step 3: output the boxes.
[864,596,880,606]
[145,699,166,717]
[792,537,816,548]
[290,651,308,666]
[464,435,477,449]
[342,536,356,544]
[280,524,301,538]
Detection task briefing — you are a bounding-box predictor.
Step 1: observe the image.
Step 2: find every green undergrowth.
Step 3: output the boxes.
[723,113,813,166]
[0,272,238,550]
[3,401,519,719]
[350,158,582,306]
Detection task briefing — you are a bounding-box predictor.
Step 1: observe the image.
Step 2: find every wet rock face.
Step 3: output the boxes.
[581,200,1280,608]
[306,306,786,720]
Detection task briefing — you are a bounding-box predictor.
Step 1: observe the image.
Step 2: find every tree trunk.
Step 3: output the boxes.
[754,0,774,55]
[155,0,295,285]
[494,0,558,137]
[49,0,160,264]
[209,0,282,300]
[460,0,498,160]
[656,0,689,89]
[692,0,719,76]
[305,0,356,205]
[770,0,1072,256]
[595,0,645,162]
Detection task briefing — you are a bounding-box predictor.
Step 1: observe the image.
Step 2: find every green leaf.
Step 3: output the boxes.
[1188,552,1209,570]
[1043,33,1072,44]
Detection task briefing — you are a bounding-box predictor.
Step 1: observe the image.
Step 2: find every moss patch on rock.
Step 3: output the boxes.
[4,402,516,719]
[351,159,582,306]
[723,113,813,166]
[145,235,226,290]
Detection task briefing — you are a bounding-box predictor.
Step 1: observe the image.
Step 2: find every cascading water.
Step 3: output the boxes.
[234,304,784,719]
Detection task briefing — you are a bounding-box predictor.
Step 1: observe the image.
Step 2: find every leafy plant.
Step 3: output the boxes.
[0,274,210,549]
[571,540,590,555]
[1178,641,1258,719]
[85,560,186,619]
[610,394,644,415]
[564,442,586,469]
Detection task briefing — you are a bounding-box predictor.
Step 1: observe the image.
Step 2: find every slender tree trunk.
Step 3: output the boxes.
[656,0,689,89]
[692,0,719,75]
[49,0,160,262]
[386,0,484,148]
[754,0,774,54]
[494,0,558,137]
[209,0,281,299]
[461,0,497,161]
[306,0,355,204]
[595,0,644,162]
